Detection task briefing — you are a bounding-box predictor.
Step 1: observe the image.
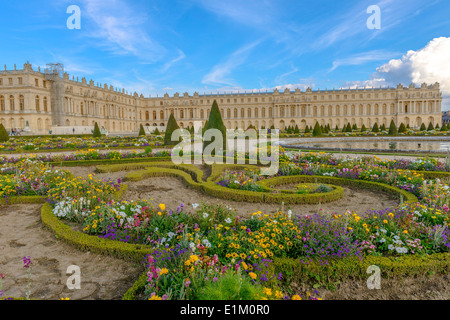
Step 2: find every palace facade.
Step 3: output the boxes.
[0,62,443,135]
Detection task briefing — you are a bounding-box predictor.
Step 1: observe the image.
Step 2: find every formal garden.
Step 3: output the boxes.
[0,114,450,301]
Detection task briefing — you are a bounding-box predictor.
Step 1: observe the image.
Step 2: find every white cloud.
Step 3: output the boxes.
[202,40,262,86]
[330,50,400,72]
[160,50,186,73]
[80,0,166,62]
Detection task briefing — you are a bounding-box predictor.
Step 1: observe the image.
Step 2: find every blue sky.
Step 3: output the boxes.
[1,0,449,108]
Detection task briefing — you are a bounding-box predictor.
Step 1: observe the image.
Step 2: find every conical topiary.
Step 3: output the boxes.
[380,124,386,131]
[372,123,379,133]
[440,124,447,132]
[0,123,9,142]
[164,113,180,146]
[93,122,101,138]
[139,124,146,136]
[420,123,426,131]
[361,124,367,132]
[304,126,310,134]
[427,122,434,131]
[203,100,227,155]
[153,127,161,135]
[398,123,407,133]
[313,122,322,137]
[388,120,398,136]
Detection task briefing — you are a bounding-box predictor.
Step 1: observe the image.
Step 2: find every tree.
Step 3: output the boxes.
[304,126,310,134]
[440,124,447,132]
[164,113,180,146]
[313,122,322,137]
[380,124,386,132]
[93,122,101,138]
[388,120,398,136]
[203,100,227,155]
[398,123,407,133]
[420,123,427,131]
[435,123,440,130]
[335,125,339,131]
[0,123,9,142]
[406,124,410,130]
[427,122,434,131]
[372,123,379,133]
[294,124,300,134]
[139,124,146,136]
[361,124,367,132]
[352,124,357,131]
[153,127,161,135]
[346,123,352,132]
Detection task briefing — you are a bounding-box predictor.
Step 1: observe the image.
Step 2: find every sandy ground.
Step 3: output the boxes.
[0,204,144,300]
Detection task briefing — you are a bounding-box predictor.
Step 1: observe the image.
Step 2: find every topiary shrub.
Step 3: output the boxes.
[153,127,161,135]
[0,123,9,142]
[139,124,146,136]
[388,120,398,136]
[312,122,322,137]
[427,122,435,131]
[203,100,227,155]
[361,124,367,132]
[372,123,379,133]
[164,113,180,146]
[398,123,407,133]
[420,123,427,131]
[93,122,101,138]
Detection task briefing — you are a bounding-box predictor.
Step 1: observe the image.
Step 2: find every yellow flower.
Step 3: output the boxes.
[403,230,408,234]
[383,220,388,224]
[190,255,199,262]
[159,268,169,276]
[249,272,257,280]
[263,288,272,296]
[159,204,165,210]
[291,295,302,300]
[149,295,162,300]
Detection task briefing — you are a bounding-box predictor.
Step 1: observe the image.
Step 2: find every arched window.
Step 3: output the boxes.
[19,95,24,111]
[43,97,48,112]
[160,111,164,119]
[262,108,266,117]
[247,108,251,118]
[200,109,204,118]
[9,95,15,111]
[153,111,157,120]
[80,102,84,115]
[36,96,40,111]
[145,111,149,121]
[0,95,4,111]
[234,108,237,118]
[255,108,259,118]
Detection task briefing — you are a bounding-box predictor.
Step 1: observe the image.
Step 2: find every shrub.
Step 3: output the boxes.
[398,123,407,133]
[0,123,9,142]
[361,124,367,132]
[420,123,427,131]
[441,124,447,132]
[388,120,398,136]
[139,124,146,136]
[164,113,180,146]
[203,100,227,155]
[197,271,265,300]
[427,122,435,131]
[153,127,161,135]
[93,122,101,138]
[312,122,322,137]
[372,123,379,133]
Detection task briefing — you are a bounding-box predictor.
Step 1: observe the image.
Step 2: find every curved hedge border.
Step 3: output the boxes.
[0,195,46,205]
[272,253,450,288]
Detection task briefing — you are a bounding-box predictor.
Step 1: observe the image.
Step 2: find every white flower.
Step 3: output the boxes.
[192,203,199,209]
[203,212,209,219]
[225,217,232,224]
[379,238,386,243]
[154,227,159,232]
[388,244,395,250]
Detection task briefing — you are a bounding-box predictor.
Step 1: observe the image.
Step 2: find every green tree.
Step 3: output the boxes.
[380,124,386,131]
[93,122,101,138]
[427,122,434,131]
[0,123,9,142]
[361,124,367,132]
[203,100,227,154]
[420,123,427,131]
[304,126,310,134]
[440,124,447,132]
[294,124,300,134]
[164,113,180,146]
[388,120,398,136]
[372,123,379,133]
[139,124,146,136]
[313,122,322,137]
[346,123,352,132]
[398,123,407,133]
[153,127,161,135]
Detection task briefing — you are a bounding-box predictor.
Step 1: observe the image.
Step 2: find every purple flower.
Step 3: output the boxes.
[22,256,32,269]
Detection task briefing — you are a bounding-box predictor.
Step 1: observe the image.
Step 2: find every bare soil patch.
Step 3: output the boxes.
[0,204,143,300]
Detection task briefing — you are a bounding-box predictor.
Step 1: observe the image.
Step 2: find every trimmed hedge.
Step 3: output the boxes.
[40,201,154,263]
[0,195,46,205]
[51,156,172,167]
[272,253,450,288]
[122,271,148,300]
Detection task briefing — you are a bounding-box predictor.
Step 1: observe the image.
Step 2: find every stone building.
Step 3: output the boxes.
[0,62,443,135]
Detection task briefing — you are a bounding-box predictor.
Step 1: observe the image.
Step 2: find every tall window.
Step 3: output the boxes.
[160,111,164,119]
[43,97,48,112]
[9,95,14,111]
[153,111,157,120]
[36,96,40,111]
[19,95,24,111]
[0,95,4,111]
